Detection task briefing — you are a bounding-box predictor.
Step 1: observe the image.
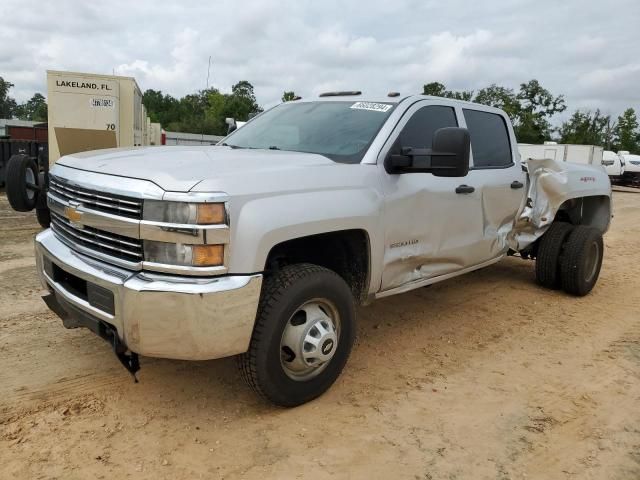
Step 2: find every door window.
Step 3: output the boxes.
[463,109,513,168]
[395,106,458,150]
[391,105,459,170]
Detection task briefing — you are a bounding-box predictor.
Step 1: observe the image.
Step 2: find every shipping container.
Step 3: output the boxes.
[46,70,152,165]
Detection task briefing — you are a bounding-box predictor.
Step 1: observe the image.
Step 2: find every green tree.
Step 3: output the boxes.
[474,84,520,120]
[601,117,617,151]
[282,91,297,102]
[204,88,233,135]
[200,81,262,135]
[422,82,448,97]
[0,77,17,118]
[143,84,265,136]
[515,79,566,143]
[14,93,48,121]
[614,108,639,153]
[142,89,181,127]
[227,80,261,119]
[558,110,611,146]
[422,82,473,101]
[422,79,565,143]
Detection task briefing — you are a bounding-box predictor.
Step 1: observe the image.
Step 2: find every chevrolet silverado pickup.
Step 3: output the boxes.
[7,93,612,406]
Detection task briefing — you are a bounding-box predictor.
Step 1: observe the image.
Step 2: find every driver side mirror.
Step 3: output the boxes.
[384,127,470,177]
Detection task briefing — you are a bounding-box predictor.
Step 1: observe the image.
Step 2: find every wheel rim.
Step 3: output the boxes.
[584,240,601,283]
[25,169,36,200]
[280,298,340,381]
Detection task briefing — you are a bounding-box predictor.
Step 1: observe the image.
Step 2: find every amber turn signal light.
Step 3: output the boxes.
[196,203,226,224]
[192,244,224,266]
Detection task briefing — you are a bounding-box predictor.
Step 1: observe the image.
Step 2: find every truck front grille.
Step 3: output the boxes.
[49,176,142,219]
[51,211,143,263]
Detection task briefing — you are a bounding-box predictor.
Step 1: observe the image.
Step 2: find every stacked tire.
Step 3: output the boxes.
[535,221,604,296]
[5,154,50,228]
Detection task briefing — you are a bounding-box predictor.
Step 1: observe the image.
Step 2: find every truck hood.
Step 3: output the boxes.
[56,145,336,191]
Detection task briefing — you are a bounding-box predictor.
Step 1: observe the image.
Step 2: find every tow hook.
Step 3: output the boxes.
[105,326,140,382]
[43,292,141,382]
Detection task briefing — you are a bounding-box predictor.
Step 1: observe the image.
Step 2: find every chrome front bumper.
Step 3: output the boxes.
[35,229,262,361]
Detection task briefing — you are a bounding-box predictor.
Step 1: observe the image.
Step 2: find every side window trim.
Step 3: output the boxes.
[454,105,473,167]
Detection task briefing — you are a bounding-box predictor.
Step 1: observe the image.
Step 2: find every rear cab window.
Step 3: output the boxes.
[463,109,513,168]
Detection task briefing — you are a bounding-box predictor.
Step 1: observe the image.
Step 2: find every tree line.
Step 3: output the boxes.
[1,75,638,153]
[0,78,48,122]
[421,81,639,153]
[142,80,261,136]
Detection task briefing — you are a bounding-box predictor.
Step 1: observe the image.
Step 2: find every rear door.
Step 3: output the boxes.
[460,108,526,259]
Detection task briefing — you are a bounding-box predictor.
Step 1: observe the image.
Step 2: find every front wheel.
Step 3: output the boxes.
[238,263,356,407]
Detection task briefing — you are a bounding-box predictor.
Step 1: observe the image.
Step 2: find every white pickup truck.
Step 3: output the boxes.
[602,150,625,179]
[7,93,612,406]
[619,150,640,186]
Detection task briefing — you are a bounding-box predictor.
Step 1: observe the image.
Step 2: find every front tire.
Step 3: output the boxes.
[238,263,356,407]
[560,226,604,296]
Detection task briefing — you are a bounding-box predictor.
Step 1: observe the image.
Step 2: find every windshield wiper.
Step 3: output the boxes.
[220,143,246,149]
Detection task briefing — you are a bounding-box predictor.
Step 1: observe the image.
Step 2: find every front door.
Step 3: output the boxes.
[378,100,489,292]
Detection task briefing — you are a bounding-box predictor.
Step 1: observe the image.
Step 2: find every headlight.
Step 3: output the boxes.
[143,200,226,224]
[144,241,224,267]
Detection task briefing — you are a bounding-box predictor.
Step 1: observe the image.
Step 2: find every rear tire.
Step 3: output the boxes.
[238,263,356,407]
[535,222,573,289]
[6,154,38,212]
[560,226,604,296]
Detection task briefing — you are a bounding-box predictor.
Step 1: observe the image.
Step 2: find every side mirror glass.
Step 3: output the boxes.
[384,127,470,177]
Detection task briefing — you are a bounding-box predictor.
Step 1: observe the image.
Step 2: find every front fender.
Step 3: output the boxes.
[228,187,384,287]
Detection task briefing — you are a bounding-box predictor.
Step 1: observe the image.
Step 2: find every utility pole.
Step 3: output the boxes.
[202,56,212,142]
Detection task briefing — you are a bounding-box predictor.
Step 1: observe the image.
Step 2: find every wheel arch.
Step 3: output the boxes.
[264,229,372,304]
[554,194,611,234]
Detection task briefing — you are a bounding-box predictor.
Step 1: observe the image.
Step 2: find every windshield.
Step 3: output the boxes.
[223,101,396,163]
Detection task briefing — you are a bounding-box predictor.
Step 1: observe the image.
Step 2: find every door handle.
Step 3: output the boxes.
[510,180,524,189]
[455,184,475,194]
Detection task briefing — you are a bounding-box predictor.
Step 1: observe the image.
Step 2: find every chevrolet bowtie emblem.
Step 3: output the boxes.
[64,205,83,223]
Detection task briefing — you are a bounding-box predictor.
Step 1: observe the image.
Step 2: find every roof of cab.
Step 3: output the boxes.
[309,94,406,104]
[305,92,485,107]
[287,93,508,117]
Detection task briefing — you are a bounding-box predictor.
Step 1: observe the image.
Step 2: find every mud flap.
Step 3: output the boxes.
[42,292,141,381]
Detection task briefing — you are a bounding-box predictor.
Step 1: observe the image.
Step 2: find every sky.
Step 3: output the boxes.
[1,0,639,120]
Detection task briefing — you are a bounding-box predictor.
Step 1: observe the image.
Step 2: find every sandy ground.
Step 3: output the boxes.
[1,191,639,480]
